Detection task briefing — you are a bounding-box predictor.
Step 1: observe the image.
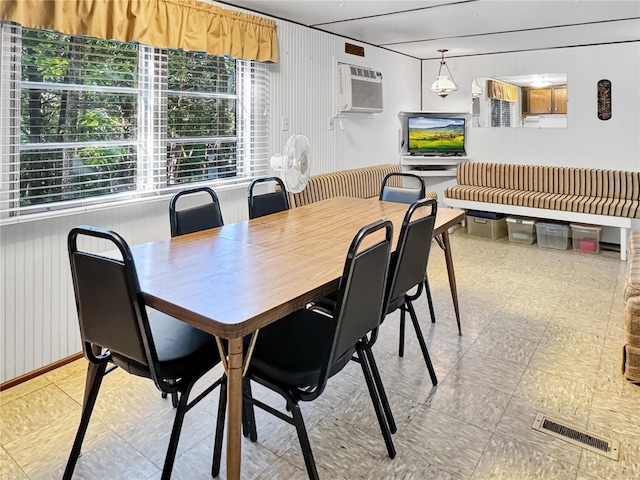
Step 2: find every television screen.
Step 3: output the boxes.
[407,117,465,156]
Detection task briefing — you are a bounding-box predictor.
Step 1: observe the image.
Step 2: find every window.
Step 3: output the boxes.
[0,23,269,219]
[490,98,514,127]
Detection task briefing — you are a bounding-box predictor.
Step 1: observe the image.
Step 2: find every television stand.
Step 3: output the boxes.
[399,155,470,201]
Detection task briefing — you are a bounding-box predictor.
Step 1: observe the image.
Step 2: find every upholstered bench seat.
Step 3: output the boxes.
[445,162,639,260]
[447,186,640,217]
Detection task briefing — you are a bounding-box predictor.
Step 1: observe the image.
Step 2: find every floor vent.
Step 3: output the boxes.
[532,413,619,460]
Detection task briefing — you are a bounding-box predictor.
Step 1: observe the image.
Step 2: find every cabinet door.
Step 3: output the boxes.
[554,87,567,114]
[528,88,552,114]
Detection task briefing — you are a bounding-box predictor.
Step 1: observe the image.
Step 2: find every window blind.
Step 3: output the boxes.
[0,23,270,220]
[490,98,514,128]
[0,22,21,216]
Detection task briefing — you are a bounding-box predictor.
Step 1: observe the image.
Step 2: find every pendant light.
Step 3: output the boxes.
[431,49,459,99]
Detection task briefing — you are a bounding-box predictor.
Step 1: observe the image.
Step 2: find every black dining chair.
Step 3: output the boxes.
[64,226,225,480]
[164,186,225,408]
[247,176,290,219]
[379,172,438,326]
[384,198,439,386]
[169,186,224,237]
[212,220,396,480]
[379,171,425,203]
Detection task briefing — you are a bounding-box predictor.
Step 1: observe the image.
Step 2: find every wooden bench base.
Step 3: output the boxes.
[443,198,631,261]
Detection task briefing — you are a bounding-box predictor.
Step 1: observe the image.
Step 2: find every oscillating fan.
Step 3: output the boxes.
[270,134,311,193]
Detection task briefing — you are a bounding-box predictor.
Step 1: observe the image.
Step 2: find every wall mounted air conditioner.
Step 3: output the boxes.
[338,64,383,113]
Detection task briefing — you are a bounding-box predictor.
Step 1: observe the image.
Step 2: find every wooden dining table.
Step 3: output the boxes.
[99,196,464,479]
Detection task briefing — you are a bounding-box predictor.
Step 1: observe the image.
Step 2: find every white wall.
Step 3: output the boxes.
[0,17,421,382]
[421,42,640,171]
[421,42,640,241]
[270,21,420,173]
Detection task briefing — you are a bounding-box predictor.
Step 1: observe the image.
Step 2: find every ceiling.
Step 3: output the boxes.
[218,0,640,60]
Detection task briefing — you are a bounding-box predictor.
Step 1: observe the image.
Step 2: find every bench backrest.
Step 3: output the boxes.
[457,162,640,200]
[288,164,403,208]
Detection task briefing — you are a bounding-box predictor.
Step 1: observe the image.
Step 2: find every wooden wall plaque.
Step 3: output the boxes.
[597,79,611,121]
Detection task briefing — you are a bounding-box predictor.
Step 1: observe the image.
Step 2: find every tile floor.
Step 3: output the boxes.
[2,227,640,480]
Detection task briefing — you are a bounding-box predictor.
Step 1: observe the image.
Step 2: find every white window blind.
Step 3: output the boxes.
[490,98,514,127]
[0,23,269,220]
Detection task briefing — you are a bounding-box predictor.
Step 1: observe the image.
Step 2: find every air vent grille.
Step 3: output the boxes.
[532,413,619,460]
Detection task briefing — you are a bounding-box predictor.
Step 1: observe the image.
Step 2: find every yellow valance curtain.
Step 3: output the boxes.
[487,80,518,103]
[0,0,278,62]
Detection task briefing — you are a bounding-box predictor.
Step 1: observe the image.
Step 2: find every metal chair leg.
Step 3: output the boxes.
[424,276,437,324]
[289,401,320,480]
[364,347,397,434]
[63,362,108,480]
[357,347,396,459]
[212,377,227,478]
[242,378,258,442]
[398,307,406,357]
[161,383,194,480]
[406,299,438,386]
[161,384,178,408]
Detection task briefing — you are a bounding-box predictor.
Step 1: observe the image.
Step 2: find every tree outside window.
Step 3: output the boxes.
[0,24,269,217]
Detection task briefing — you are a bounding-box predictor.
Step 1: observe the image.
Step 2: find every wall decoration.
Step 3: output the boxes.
[597,79,612,120]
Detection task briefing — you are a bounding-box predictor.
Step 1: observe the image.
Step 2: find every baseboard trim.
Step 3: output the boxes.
[0,352,84,391]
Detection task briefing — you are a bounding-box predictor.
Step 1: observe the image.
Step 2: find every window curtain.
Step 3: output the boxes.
[487,79,518,103]
[0,0,278,62]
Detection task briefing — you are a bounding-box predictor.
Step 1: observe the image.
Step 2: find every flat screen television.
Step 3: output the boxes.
[407,116,466,156]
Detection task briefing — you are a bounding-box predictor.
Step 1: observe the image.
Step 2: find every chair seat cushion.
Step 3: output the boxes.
[248,309,351,389]
[112,310,220,382]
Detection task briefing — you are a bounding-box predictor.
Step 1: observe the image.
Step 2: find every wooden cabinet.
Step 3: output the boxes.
[522,86,567,115]
[527,88,552,114]
[554,87,567,114]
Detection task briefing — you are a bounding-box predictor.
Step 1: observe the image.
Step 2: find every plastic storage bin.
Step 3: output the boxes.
[467,213,507,240]
[536,221,570,250]
[466,210,505,220]
[506,217,537,245]
[570,224,602,254]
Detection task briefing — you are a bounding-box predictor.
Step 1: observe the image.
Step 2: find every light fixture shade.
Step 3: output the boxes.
[431,49,459,99]
[530,80,551,88]
[432,75,457,91]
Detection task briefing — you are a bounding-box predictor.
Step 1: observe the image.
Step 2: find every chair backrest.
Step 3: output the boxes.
[68,226,160,379]
[248,177,290,219]
[385,198,437,305]
[169,187,224,237]
[379,172,426,204]
[325,220,393,383]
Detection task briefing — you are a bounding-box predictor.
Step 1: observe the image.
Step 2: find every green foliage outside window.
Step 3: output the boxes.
[17,29,241,207]
[166,49,238,185]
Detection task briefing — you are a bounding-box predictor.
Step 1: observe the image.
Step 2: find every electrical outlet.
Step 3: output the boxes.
[281,116,289,131]
[328,117,334,131]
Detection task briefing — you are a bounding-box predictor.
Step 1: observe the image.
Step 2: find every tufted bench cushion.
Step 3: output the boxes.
[624,267,640,302]
[623,231,640,383]
[288,164,437,208]
[623,295,640,382]
[445,162,640,218]
[624,232,640,301]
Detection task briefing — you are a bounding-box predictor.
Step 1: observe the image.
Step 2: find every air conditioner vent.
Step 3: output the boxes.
[338,64,383,114]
